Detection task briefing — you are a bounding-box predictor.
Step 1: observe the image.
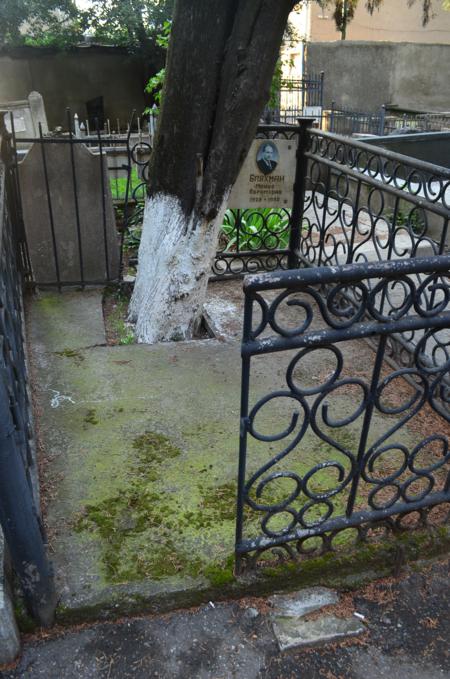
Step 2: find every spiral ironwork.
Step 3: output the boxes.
[236,257,450,571]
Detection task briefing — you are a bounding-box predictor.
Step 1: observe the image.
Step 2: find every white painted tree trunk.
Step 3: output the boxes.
[128,193,229,343]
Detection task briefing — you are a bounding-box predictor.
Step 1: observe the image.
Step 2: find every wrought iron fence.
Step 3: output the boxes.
[236,256,450,571]
[0,116,56,624]
[323,104,385,136]
[383,111,450,135]
[298,128,450,367]
[263,73,324,125]
[279,73,324,111]
[322,103,450,137]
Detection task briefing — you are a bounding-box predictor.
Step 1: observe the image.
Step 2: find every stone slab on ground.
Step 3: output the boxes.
[272,612,365,652]
[25,285,445,622]
[268,587,339,618]
[27,289,106,355]
[269,587,364,651]
[2,557,449,679]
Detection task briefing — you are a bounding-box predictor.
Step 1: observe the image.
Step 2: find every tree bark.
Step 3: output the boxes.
[129,0,295,342]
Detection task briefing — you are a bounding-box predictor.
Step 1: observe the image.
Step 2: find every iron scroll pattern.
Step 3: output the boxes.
[298,129,450,368]
[236,257,450,571]
[299,129,450,271]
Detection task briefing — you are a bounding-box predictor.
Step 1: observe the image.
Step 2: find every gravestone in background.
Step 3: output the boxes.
[1,91,48,139]
[19,142,120,285]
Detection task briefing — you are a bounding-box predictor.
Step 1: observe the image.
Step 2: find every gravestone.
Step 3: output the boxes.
[1,91,48,138]
[228,138,297,208]
[19,142,120,285]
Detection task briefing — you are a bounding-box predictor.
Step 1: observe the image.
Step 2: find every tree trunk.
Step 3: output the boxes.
[129,0,295,342]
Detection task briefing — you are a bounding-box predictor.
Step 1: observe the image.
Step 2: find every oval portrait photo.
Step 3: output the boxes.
[256,141,279,175]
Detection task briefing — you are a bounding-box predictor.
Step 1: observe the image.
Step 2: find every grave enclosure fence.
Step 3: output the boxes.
[234,127,450,570]
[0,115,56,625]
[236,257,450,570]
[2,107,450,582]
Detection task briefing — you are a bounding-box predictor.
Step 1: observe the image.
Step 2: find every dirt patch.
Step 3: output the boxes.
[102,285,135,346]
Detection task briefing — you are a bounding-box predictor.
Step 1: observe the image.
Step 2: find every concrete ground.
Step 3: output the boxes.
[1,556,449,678]
[24,281,449,623]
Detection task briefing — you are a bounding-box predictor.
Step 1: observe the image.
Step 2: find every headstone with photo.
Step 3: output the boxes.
[228,138,297,209]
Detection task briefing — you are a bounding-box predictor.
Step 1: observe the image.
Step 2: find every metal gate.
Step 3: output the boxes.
[236,256,450,571]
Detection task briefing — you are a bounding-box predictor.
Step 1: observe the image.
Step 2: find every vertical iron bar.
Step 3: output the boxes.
[378,196,400,317]
[235,209,242,254]
[38,123,61,291]
[318,165,331,266]
[119,110,136,280]
[288,118,314,269]
[319,71,324,109]
[330,101,336,133]
[346,334,387,517]
[379,105,386,136]
[346,179,362,264]
[96,119,110,281]
[67,109,85,288]
[235,291,254,573]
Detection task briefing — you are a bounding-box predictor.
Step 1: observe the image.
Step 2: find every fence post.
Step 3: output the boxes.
[379,105,386,136]
[330,100,336,133]
[288,117,314,269]
[319,71,324,109]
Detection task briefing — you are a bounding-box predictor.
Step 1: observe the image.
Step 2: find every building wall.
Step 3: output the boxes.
[307,41,450,113]
[309,0,450,44]
[283,1,450,80]
[282,5,309,78]
[0,46,148,130]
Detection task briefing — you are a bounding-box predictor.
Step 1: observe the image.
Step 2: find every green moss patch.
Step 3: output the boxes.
[55,348,85,364]
[74,430,237,584]
[84,408,99,425]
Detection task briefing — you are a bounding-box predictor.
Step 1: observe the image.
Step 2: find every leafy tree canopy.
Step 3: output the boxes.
[0,0,174,50]
[79,0,174,51]
[1,0,446,50]
[0,0,81,47]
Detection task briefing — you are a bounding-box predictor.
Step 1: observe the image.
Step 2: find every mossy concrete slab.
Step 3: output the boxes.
[27,290,450,624]
[28,289,106,355]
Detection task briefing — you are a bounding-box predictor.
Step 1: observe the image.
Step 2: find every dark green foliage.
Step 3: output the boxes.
[0,0,81,47]
[0,0,174,53]
[80,0,174,51]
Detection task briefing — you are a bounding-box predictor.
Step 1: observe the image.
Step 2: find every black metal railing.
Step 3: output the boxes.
[279,73,325,110]
[299,128,450,365]
[263,73,324,125]
[0,116,56,625]
[323,103,450,138]
[236,256,450,571]
[323,104,386,136]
